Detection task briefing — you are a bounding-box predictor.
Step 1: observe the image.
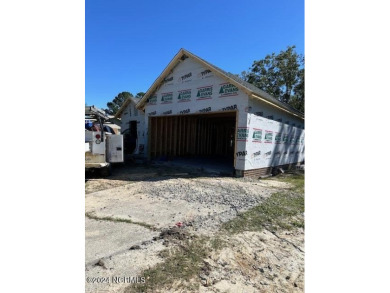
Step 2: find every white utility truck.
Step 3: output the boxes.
[85,106,124,176]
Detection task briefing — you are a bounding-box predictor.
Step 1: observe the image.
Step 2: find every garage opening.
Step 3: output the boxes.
[149,111,237,167]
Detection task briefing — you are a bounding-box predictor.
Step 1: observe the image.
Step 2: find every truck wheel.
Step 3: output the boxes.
[100,165,112,177]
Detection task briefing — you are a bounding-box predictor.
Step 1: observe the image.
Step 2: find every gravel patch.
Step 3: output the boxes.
[134,177,276,233]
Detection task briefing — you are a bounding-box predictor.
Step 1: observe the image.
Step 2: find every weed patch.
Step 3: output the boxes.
[125,238,210,292]
[222,192,304,233]
[223,173,304,234]
[267,172,305,193]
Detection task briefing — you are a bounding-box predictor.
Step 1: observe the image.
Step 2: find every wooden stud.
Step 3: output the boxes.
[169,116,173,156]
[234,111,238,168]
[159,117,163,157]
[173,116,177,157]
[184,117,187,155]
[165,117,168,156]
[192,117,196,155]
[178,116,181,156]
[200,118,202,155]
[186,117,190,154]
[148,116,152,159]
[184,116,187,155]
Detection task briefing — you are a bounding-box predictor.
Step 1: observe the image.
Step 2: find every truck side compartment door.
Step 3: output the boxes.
[107,135,124,163]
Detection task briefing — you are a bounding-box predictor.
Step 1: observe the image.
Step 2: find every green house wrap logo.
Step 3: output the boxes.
[237,127,249,141]
[196,85,213,100]
[252,128,262,143]
[264,131,273,143]
[177,89,191,102]
[219,83,239,97]
[161,92,173,104]
[275,133,282,144]
[147,95,157,105]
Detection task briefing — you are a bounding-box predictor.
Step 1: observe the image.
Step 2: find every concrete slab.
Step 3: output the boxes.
[86,182,232,230]
[85,177,273,236]
[85,217,158,265]
[154,157,235,175]
[85,239,165,293]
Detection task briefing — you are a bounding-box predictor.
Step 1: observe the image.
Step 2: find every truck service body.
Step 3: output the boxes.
[85,106,124,176]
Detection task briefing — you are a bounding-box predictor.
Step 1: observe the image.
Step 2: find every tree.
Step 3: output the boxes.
[105,91,146,115]
[242,46,304,113]
[135,92,145,99]
[288,67,304,113]
[105,91,133,115]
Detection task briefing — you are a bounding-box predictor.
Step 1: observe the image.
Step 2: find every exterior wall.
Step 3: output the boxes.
[143,57,248,170]
[248,98,304,127]
[120,102,146,155]
[140,56,305,176]
[237,98,305,173]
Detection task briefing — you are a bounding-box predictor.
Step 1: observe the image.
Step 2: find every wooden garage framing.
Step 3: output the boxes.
[148,111,237,167]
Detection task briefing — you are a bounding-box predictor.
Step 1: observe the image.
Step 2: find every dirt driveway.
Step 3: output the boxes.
[85,162,304,293]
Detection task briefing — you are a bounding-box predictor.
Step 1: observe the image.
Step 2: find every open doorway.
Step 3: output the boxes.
[148,111,237,169]
[123,120,138,155]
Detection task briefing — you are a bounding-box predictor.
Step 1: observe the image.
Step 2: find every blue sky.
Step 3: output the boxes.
[86,0,304,109]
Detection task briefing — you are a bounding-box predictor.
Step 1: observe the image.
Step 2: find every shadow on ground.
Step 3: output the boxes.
[85,157,235,184]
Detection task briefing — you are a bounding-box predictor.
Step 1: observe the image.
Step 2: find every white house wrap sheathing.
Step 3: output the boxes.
[242,113,305,170]
[131,49,304,175]
[143,57,249,170]
[238,97,305,171]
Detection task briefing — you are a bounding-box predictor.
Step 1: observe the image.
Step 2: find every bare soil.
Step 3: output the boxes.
[85,162,304,293]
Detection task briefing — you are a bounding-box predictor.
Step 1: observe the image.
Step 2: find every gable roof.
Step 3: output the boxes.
[137,48,303,119]
[114,96,141,119]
